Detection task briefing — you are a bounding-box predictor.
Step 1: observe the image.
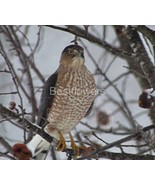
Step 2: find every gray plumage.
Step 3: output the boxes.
[37,71,58,127]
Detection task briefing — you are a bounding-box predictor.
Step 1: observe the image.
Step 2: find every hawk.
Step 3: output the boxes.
[13,44,96,159]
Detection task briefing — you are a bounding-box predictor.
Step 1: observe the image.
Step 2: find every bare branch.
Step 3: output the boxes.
[0,69,11,73]
[0,104,54,143]
[96,150,155,160]
[0,134,13,154]
[0,91,17,95]
[136,26,155,48]
[77,125,155,160]
[1,25,155,160]
[45,25,134,58]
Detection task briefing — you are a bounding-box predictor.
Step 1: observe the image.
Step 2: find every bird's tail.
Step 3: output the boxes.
[13,134,51,160]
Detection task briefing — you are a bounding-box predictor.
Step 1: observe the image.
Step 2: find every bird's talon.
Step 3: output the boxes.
[56,132,66,151]
[69,133,86,159]
[73,145,86,159]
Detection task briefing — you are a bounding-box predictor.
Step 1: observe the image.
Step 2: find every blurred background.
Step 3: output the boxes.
[0,25,154,160]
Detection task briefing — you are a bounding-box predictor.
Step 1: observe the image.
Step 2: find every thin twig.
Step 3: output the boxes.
[0,69,11,73]
[0,91,17,95]
[77,125,155,160]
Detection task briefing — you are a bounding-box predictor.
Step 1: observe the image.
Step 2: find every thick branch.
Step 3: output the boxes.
[114,25,150,89]
[114,26,155,125]
[97,150,155,160]
[126,26,155,88]
[45,25,133,58]
[127,26,155,124]
[136,26,155,47]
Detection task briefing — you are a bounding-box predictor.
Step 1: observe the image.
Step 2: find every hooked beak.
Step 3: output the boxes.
[73,50,84,58]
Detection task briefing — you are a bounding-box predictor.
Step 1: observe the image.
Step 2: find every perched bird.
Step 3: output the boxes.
[13,44,96,159]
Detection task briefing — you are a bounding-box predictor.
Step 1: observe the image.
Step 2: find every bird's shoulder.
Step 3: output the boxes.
[37,70,58,127]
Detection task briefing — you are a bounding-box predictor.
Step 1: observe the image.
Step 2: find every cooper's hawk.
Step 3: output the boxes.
[13,44,96,159]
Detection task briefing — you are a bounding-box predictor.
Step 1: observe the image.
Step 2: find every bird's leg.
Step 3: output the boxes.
[69,132,86,159]
[56,131,66,152]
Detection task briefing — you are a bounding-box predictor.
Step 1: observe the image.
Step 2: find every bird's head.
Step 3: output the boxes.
[60,45,85,68]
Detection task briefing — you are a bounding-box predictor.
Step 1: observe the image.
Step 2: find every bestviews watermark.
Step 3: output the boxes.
[49,87,105,96]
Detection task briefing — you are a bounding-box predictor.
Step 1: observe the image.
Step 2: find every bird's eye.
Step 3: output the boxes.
[68,49,74,55]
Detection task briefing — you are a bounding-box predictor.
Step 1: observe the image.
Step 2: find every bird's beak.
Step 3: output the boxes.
[80,52,84,58]
[74,50,84,58]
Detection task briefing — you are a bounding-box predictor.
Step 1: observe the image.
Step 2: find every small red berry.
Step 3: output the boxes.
[12,143,32,160]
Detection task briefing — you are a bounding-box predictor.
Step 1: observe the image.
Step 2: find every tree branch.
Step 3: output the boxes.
[114,25,150,89]
[77,124,155,160]
[1,104,155,160]
[45,25,134,58]
[97,150,155,160]
[0,104,54,143]
[0,133,13,154]
[0,91,17,95]
[136,26,155,51]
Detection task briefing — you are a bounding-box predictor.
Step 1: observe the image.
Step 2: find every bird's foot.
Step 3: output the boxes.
[56,132,66,151]
[69,133,86,159]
